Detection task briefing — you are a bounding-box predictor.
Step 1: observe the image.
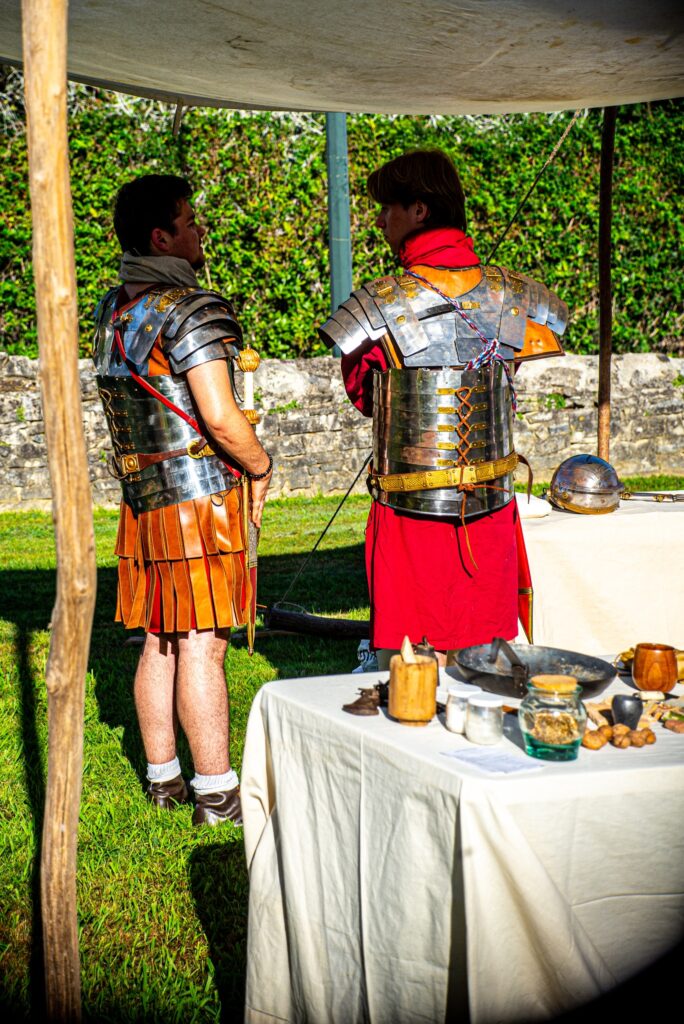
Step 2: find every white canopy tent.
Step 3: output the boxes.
[6,1,683,1019]
[3,0,684,113]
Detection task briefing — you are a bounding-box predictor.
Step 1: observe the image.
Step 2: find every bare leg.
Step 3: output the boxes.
[176,628,231,776]
[134,632,178,764]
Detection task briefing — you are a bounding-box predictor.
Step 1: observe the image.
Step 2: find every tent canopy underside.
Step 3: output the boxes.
[2,0,683,113]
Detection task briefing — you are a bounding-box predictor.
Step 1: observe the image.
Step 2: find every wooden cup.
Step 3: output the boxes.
[631,643,677,693]
[388,654,438,726]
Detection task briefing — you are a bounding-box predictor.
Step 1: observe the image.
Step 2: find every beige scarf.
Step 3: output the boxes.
[118,252,199,288]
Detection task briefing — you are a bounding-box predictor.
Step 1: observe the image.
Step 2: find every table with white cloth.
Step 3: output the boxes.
[241,671,684,1024]
[517,498,684,653]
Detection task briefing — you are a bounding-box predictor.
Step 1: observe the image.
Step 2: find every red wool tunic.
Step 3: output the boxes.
[342,227,519,651]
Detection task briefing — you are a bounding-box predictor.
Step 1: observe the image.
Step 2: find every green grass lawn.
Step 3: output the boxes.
[1,477,682,1021]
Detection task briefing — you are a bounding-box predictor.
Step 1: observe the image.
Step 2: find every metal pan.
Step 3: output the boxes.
[454,638,615,700]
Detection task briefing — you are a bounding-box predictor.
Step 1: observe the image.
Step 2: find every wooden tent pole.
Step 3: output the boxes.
[597,106,617,461]
[21,0,97,1019]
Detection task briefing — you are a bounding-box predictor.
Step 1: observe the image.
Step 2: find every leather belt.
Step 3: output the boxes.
[369,452,519,493]
[113,438,214,479]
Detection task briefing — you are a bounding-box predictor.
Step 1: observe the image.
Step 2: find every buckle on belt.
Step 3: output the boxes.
[119,453,140,474]
[187,438,215,459]
[369,452,519,494]
[109,453,140,480]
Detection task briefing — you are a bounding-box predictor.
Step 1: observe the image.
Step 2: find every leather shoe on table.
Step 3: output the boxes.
[192,786,243,826]
[343,686,380,716]
[146,774,190,810]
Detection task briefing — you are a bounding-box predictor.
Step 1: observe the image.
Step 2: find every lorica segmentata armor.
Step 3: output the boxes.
[320,264,568,520]
[93,285,243,514]
[371,363,515,517]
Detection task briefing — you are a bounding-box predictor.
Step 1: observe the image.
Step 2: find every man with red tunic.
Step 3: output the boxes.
[319,149,568,667]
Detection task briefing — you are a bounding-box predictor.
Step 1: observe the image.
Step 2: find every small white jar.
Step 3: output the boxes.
[465,693,504,745]
[445,685,482,734]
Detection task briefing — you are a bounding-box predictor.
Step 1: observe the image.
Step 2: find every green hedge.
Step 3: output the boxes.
[1,68,682,359]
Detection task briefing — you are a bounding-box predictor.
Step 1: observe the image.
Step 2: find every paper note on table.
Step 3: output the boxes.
[441,747,542,774]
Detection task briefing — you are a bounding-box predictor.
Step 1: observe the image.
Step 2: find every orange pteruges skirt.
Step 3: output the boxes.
[114,488,249,633]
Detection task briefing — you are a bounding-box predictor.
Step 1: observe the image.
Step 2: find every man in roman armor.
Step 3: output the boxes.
[93,174,272,824]
[319,149,568,667]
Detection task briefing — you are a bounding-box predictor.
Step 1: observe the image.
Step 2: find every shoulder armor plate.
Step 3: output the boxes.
[92,288,120,374]
[319,266,568,365]
[91,285,242,376]
[163,290,242,374]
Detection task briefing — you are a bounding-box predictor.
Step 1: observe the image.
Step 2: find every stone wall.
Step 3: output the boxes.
[1,351,682,509]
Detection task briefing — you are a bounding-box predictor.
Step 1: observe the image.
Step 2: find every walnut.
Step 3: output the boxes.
[582,730,608,750]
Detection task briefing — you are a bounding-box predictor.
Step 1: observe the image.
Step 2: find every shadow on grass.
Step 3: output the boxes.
[188,841,250,1023]
[0,540,368,638]
[0,561,119,1019]
[1,533,369,719]
[0,624,47,1021]
[18,626,47,1023]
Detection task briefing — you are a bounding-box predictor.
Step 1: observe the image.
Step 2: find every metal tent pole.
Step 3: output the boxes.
[325,112,353,353]
[598,106,617,461]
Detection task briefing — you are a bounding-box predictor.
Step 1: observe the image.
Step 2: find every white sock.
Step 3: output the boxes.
[147,756,181,783]
[191,769,239,795]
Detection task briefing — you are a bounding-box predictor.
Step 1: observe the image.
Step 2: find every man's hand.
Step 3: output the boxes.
[250,474,271,528]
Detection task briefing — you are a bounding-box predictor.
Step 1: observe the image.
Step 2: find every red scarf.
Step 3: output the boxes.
[399,227,480,271]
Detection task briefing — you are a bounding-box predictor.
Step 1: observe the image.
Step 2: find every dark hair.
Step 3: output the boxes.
[367,149,467,232]
[113,174,192,254]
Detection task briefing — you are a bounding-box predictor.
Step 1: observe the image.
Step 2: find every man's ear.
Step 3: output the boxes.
[150,226,170,253]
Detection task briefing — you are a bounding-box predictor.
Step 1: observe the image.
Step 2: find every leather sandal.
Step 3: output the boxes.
[192,785,243,826]
[146,774,190,810]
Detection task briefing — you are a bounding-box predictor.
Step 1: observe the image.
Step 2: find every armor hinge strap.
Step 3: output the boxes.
[369,452,519,494]
[111,439,217,479]
[111,317,239,480]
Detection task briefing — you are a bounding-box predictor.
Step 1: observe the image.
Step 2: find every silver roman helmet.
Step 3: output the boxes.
[548,455,622,514]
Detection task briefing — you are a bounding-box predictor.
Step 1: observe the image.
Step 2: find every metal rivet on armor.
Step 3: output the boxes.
[511,307,520,316]
[144,324,153,332]
[396,315,407,324]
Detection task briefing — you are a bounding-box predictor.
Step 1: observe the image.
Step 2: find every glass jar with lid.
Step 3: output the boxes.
[465,693,504,745]
[445,684,482,734]
[519,675,587,761]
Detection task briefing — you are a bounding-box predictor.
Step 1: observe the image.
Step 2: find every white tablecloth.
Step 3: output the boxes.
[519,500,684,654]
[241,672,684,1024]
